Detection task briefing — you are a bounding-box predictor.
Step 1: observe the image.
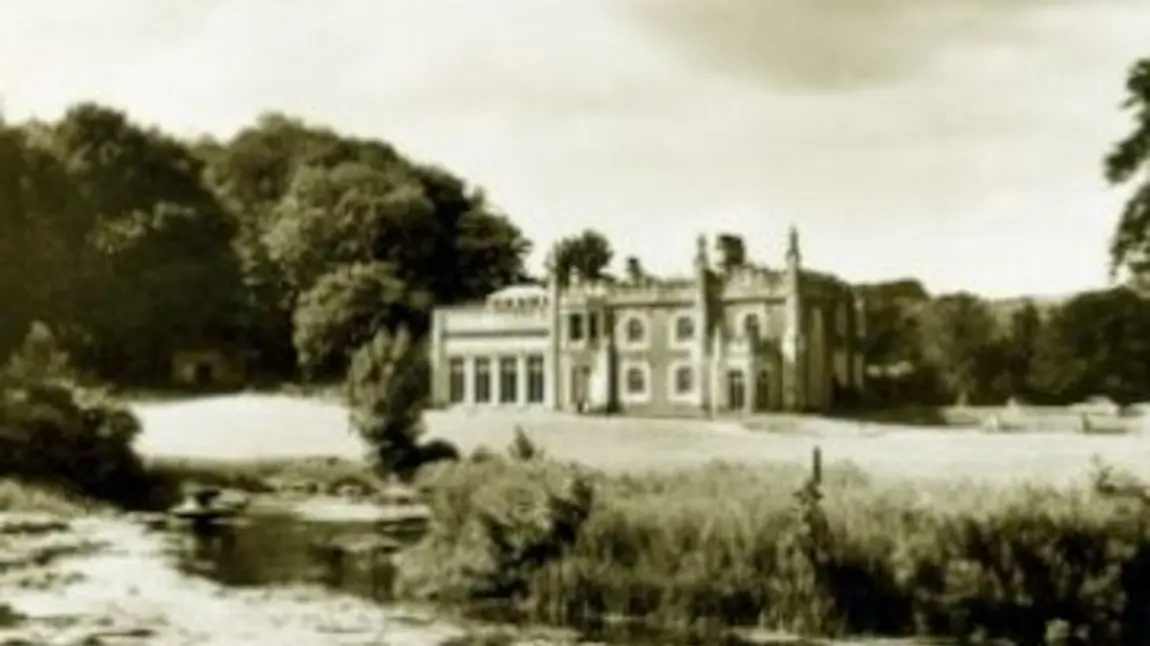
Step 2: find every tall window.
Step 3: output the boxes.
[498,356,518,403]
[526,355,545,403]
[474,357,492,403]
[674,315,695,342]
[588,312,600,341]
[448,357,466,403]
[625,318,646,344]
[743,313,761,340]
[625,365,646,395]
[674,365,693,395]
[727,369,746,410]
[568,313,584,342]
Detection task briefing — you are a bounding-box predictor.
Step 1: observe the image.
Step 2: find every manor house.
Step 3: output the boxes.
[427,229,866,416]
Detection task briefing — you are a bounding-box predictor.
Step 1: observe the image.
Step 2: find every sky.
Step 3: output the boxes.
[1,0,1148,298]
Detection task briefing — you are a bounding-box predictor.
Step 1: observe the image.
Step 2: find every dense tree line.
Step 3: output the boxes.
[856,282,1150,408]
[0,105,531,387]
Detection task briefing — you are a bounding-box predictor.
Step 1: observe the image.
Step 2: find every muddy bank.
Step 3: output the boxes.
[0,513,472,646]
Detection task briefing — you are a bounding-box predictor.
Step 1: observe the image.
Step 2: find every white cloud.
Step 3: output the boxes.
[1,0,1147,297]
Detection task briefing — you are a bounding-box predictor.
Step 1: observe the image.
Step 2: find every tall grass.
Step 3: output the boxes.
[397,436,1150,646]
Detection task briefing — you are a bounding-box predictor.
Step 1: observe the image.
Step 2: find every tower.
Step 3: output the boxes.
[693,234,713,411]
[545,254,563,410]
[781,225,806,411]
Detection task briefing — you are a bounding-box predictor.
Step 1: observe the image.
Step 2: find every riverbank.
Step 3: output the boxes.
[392,450,1150,646]
[0,509,475,645]
[0,492,927,646]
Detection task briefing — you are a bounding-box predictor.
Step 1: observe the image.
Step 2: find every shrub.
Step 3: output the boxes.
[0,379,157,508]
[508,426,543,462]
[398,451,1150,645]
[344,326,459,480]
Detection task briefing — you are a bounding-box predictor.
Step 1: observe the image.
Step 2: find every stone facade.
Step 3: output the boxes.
[428,229,867,415]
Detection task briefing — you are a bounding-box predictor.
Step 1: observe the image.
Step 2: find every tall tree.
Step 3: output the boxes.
[917,292,1001,405]
[196,113,410,378]
[0,119,92,359]
[550,229,613,285]
[292,262,432,380]
[1030,288,1150,406]
[196,114,531,379]
[47,103,244,381]
[999,300,1043,401]
[1105,58,1150,282]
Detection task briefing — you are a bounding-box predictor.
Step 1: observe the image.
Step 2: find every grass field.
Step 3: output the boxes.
[130,394,1150,486]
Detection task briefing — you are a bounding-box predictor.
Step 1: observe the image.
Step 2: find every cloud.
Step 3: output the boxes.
[1,0,1147,297]
[615,0,1124,91]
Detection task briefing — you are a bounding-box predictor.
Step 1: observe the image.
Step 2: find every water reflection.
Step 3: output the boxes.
[161,510,399,601]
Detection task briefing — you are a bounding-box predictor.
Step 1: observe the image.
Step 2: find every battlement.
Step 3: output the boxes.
[562,275,698,306]
[440,304,548,335]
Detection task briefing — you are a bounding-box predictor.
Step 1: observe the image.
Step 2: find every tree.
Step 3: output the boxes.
[917,292,1002,405]
[196,114,410,380]
[344,326,457,479]
[856,286,928,368]
[1030,288,1150,406]
[1106,58,1150,281]
[47,103,245,381]
[292,262,432,380]
[550,229,613,285]
[0,121,91,358]
[998,301,1043,401]
[1,322,76,384]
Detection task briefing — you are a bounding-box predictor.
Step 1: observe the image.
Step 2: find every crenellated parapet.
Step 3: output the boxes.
[720,264,787,300]
[560,276,698,307]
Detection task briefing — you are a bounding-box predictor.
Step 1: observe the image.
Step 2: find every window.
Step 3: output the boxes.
[835,303,848,337]
[674,315,695,342]
[588,313,599,341]
[625,317,646,344]
[498,356,518,404]
[625,366,647,395]
[674,365,694,395]
[526,355,545,403]
[448,357,466,403]
[743,313,761,339]
[474,357,491,403]
[568,313,584,342]
[727,369,746,410]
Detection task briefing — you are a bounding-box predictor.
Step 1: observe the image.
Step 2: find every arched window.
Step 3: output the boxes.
[743,313,761,339]
[625,317,646,344]
[674,315,695,342]
[674,365,694,395]
[625,366,646,394]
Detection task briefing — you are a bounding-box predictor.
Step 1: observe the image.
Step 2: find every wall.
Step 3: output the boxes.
[433,305,551,407]
[611,303,694,414]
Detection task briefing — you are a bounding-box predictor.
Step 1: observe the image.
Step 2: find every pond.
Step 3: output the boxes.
[152,503,826,646]
[164,502,405,602]
[1,504,885,645]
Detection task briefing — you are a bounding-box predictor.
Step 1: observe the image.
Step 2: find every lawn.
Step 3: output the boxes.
[130,394,1150,486]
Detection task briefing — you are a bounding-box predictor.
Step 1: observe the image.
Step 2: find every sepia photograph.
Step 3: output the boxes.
[2,0,1150,644]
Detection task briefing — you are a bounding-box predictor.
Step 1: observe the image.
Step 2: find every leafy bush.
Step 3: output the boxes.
[345,326,459,480]
[398,449,1150,645]
[0,323,159,507]
[0,380,157,507]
